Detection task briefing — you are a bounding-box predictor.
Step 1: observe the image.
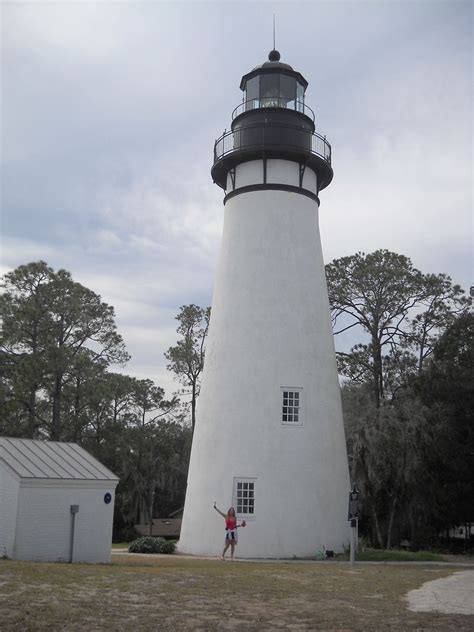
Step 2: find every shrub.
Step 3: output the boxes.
[158,540,177,554]
[128,537,176,554]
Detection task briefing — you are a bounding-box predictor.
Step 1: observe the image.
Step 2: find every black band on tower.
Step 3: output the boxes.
[223,184,320,206]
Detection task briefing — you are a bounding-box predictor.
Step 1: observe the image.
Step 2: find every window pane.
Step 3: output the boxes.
[280,74,296,107]
[296,81,305,111]
[237,482,242,490]
[246,76,259,101]
[260,73,279,99]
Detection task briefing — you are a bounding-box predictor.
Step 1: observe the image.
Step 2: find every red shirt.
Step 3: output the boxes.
[225,517,237,530]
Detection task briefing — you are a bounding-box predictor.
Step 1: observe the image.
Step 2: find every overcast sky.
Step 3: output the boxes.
[2,0,472,398]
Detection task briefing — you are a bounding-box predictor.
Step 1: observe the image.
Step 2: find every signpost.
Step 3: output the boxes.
[70,504,79,563]
[348,485,359,567]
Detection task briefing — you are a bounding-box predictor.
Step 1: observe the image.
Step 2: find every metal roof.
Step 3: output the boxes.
[0,437,118,481]
[135,519,182,539]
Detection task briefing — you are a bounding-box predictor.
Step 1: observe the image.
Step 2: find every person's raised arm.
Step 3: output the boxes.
[213,502,226,518]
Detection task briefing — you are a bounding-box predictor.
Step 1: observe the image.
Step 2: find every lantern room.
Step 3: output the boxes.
[238,49,309,115]
[211,50,333,195]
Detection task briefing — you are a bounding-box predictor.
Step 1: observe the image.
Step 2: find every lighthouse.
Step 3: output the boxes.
[179,50,350,558]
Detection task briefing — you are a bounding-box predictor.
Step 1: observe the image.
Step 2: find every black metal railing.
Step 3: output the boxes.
[232,98,315,121]
[214,123,331,165]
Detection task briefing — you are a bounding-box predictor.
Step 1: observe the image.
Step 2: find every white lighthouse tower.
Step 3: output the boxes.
[179,50,350,558]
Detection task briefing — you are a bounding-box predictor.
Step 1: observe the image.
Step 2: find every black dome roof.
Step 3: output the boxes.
[240,51,308,91]
[251,60,294,72]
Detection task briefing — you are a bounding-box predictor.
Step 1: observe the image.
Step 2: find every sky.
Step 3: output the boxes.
[2,0,472,399]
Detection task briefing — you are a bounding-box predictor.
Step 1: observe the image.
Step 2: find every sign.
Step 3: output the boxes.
[104,492,112,505]
[348,489,359,520]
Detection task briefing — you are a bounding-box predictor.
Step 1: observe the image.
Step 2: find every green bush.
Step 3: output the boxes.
[128,537,176,554]
[158,540,177,554]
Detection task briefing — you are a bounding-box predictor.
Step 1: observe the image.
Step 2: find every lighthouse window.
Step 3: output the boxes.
[245,77,259,105]
[234,479,255,516]
[281,388,302,424]
[244,73,303,112]
[260,74,279,97]
[280,74,297,109]
[296,81,305,112]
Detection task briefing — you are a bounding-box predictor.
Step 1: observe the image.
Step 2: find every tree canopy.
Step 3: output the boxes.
[0,261,192,538]
[328,251,472,549]
[326,250,469,407]
[164,304,210,432]
[1,261,129,439]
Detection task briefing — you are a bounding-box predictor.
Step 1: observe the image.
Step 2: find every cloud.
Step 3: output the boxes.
[2,0,471,395]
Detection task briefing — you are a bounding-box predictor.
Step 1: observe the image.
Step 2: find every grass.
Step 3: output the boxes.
[112,542,446,560]
[352,547,443,562]
[1,554,473,630]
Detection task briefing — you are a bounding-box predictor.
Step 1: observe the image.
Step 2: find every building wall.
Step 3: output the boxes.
[14,480,116,563]
[180,173,350,558]
[227,159,318,195]
[0,460,20,558]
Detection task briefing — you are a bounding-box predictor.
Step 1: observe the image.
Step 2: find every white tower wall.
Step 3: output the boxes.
[179,158,350,558]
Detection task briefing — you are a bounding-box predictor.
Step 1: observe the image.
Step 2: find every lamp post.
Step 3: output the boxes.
[348,484,360,566]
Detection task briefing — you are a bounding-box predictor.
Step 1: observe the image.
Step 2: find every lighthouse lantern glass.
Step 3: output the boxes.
[244,73,305,112]
[296,80,305,112]
[245,76,259,109]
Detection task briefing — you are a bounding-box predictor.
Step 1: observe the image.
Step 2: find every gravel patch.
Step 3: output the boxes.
[405,570,474,614]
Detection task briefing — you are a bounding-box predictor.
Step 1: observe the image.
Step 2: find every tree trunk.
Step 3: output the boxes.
[51,372,62,440]
[371,333,383,408]
[27,386,38,438]
[386,495,398,549]
[191,381,196,432]
[73,377,81,441]
[372,507,383,549]
[409,514,417,547]
[148,488,155,536]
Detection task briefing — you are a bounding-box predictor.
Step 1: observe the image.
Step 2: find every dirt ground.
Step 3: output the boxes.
[1,555,473,631]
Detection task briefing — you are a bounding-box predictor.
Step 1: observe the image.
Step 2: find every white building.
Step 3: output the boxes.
[0,437,118,563]
[179,50,350,558]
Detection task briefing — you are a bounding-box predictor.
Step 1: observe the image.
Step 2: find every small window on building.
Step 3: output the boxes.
[234,478,255,516]
[282,387,302,425]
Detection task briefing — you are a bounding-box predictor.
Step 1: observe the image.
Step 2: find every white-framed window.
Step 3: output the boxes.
[233,478,256,517]
[281,387,302,425]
